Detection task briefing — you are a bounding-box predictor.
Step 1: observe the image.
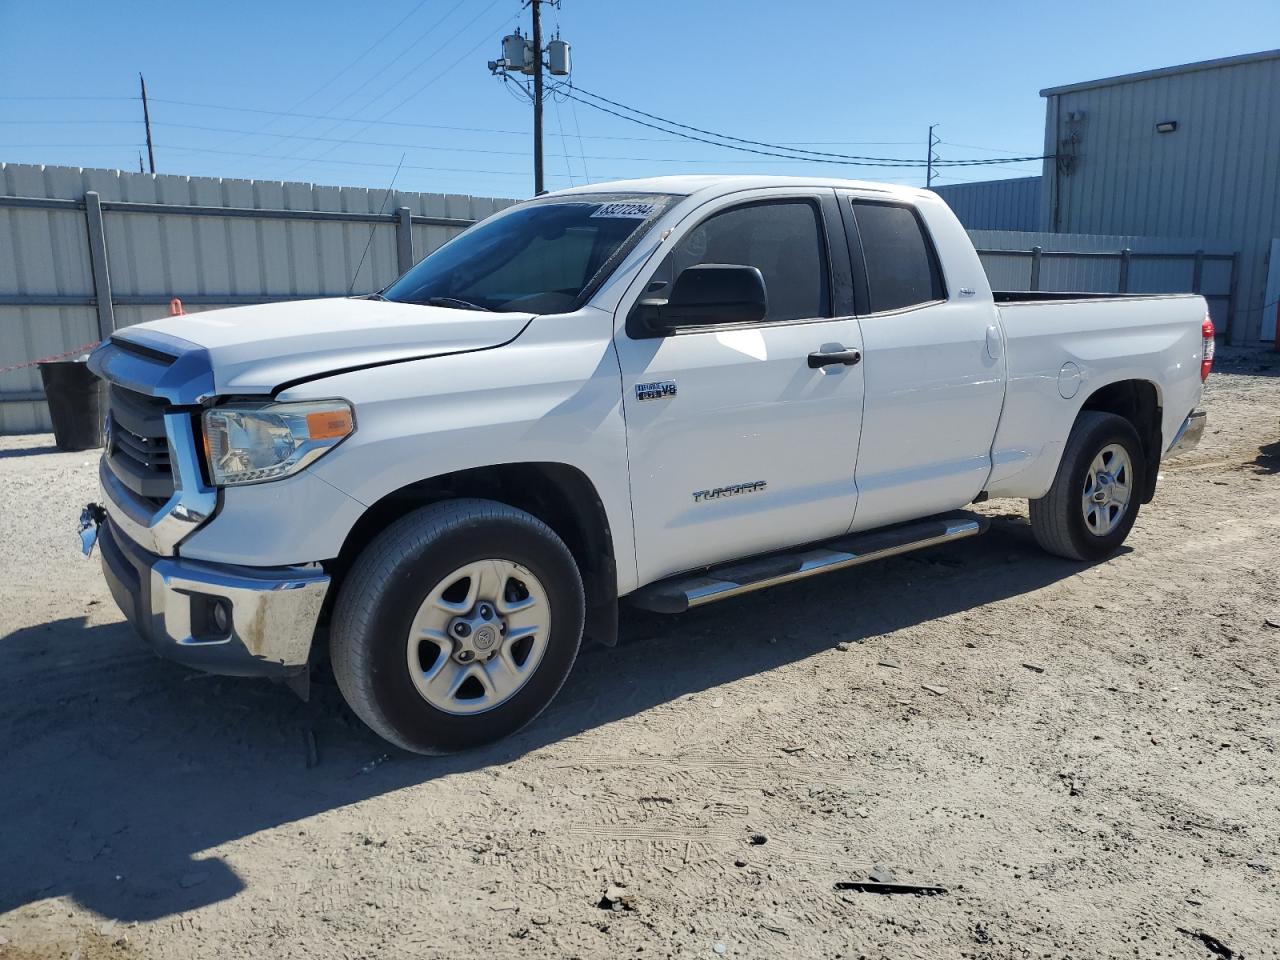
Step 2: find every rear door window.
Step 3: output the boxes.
[850,201,945,313]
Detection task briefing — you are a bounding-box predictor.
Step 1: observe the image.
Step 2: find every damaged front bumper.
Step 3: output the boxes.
[90,514,329,678]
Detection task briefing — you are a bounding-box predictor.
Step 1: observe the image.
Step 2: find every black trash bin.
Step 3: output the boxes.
[39,359,107,451]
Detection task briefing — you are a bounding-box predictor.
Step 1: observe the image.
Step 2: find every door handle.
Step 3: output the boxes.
[807,349,861,369]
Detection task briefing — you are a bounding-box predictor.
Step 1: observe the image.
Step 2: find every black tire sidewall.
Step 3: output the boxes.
[1062,417,1145,561]
[361,515,583,753]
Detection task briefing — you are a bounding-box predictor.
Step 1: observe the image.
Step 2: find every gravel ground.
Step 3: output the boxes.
[1,350,1278,960]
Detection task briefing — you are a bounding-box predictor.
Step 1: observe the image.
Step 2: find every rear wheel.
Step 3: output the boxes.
[1029,411,1145,561]
[330,499,585,754]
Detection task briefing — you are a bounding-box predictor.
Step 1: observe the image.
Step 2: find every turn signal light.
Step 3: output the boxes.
[306,408,355,440]
[1201,315,1215,382]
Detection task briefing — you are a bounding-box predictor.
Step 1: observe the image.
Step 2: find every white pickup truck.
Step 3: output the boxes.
[82,175,1212,754]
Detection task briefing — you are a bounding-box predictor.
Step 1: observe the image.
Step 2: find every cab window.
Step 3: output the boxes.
[649,199,831,323]
[849,200,945,313]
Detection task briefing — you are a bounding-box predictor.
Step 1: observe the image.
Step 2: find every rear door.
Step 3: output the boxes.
[614,189,865,586]
[838,193,1005,530]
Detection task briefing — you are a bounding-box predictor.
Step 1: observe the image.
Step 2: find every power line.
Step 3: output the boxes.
[158,142,545,177]
[550,88,576,186]
[565,83,921,165]
[939,139,1045,156]
[2,142,145,148]
[152,142,951,186]
[274,3,510,178]
[297,1,433,111]
[216,0,433,152]
[0,119,138,125]
[557,84,1050,168]
[151,119,937,166]
[258,0,479,160]
[566,92,591,182]
[565,82,1053,167]
[0,95,135,101]
[557,87,919,168]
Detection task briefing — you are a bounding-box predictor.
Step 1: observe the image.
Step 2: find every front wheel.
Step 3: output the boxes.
[1029,411,1146,561]
[330,499,585,754]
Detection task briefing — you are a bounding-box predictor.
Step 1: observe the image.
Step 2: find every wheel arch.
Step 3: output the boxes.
[329,461,619,645]
[1077,378,1162,503]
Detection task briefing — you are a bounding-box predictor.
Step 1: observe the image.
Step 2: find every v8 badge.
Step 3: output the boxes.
[635,380,677,402]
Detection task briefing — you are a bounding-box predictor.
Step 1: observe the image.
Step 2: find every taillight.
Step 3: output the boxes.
[1201,315,1215,381]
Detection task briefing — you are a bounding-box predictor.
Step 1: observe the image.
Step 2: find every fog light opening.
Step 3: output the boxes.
[211,599,232,636]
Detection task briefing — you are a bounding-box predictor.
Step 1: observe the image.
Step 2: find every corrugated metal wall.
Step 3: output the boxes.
[934,176,1042,231]
[1041,51,1280,344]
[969,229,1235,324]
[0,163,516,433]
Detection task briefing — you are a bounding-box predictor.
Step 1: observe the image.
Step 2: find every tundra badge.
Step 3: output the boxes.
[692,481,767,503]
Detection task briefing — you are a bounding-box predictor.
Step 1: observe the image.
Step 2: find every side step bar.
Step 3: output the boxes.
[627,511,988,614]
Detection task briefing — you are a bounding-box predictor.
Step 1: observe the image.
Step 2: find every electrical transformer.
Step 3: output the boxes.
[502,32,532,73]
[547,38,571,76]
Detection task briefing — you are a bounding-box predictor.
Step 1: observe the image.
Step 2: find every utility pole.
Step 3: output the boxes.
[925,124,940,188]
[531,0,545,195]
[487,3,571,196]
[139,73,156,174]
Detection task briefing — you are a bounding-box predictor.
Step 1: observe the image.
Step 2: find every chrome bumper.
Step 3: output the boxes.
[98,519,329,677]
[1166,410,1207,458]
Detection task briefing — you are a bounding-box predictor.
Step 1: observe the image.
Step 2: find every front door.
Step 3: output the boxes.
[613,190,866,586]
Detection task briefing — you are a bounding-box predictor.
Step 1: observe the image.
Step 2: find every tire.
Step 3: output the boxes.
[1029,411,1145,562]
[330,499,585,754]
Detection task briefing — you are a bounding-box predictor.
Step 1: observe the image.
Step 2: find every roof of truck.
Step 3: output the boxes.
[545,174,933,201]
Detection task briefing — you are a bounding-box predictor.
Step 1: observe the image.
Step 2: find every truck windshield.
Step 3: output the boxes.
[381,194,676,315]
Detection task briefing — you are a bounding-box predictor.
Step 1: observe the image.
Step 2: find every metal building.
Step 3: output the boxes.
[1041,49,1280,344]
[936,49,1280,345]
[932,177,1041,232]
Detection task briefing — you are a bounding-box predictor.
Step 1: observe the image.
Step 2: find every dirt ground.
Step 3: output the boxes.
[2,350,1278,960]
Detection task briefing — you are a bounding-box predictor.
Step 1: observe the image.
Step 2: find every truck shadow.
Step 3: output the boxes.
[1252,440,1280,474]
[0,514,1093,923]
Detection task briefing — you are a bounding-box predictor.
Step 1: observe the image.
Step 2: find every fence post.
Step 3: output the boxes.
[395,206,413,275]
[84,191,115,340]
[1223,253,1239,343]
[1029,246,1042,291]
[1117,248,1131,293]
[1191,249,1204,293]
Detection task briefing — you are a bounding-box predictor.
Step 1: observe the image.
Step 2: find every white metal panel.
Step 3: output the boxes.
[0,162,517,432]
[968,229,1235,325]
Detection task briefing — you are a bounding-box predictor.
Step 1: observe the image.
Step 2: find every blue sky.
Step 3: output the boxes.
[1,0,1277,200]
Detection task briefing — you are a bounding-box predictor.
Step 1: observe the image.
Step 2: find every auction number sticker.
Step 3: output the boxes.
[591,201,656,219]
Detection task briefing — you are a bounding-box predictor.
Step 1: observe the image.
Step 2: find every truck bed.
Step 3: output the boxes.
[993,290,1188,304]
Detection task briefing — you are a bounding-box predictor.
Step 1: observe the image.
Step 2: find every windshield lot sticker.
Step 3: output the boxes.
[592,201,656,219]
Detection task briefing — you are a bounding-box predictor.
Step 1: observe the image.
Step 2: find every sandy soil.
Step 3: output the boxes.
[1,350,1278,960]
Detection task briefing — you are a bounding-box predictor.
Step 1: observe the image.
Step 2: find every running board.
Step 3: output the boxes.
[627,511,988,614]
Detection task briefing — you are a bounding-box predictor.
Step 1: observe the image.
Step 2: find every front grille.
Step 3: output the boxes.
[106,384,175,505]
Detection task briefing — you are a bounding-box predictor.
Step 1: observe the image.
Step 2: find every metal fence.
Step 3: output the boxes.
[0,165,1246,434]
[969,229,1238,332]
[0,163,516,433]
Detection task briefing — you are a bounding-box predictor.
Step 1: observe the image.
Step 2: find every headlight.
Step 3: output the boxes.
[201,400,354,486]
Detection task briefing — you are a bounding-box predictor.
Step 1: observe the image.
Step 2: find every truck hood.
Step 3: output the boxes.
[110,297,533,395]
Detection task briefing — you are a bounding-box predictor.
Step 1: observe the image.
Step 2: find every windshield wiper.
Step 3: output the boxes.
[419,296,492,312]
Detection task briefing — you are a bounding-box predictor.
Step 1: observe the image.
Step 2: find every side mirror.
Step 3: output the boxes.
[638,264,767,333]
